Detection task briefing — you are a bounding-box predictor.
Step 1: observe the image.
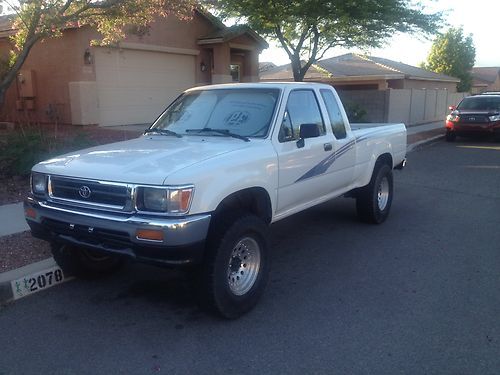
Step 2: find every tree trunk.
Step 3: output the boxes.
[291,57,304,82]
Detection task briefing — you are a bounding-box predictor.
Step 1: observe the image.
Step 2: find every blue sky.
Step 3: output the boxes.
[260,0,499,68]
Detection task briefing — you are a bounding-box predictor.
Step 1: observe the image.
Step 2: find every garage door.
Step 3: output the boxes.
[94,47,195,126]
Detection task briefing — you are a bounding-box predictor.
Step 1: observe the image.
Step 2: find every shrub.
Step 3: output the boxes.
[344,102,368,123]
[0,125,98,176]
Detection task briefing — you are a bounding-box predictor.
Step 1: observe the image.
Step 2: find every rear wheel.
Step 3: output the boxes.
[356,163,394,224]
[51,242,124,279]
[194,214,270,319]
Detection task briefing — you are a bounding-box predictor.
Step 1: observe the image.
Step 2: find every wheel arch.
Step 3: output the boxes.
[213,187,273,225]
[375,152,393,169]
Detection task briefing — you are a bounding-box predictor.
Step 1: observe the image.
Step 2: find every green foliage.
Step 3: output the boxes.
[0,126,97,176]
[343,102,367,123]
[10,0,194,48]
[212,0,443,81]
[423,27,475,92]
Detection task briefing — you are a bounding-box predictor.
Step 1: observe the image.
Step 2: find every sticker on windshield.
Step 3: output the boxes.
[225,111,250,127]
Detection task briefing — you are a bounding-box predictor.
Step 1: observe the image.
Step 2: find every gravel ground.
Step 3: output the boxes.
[0,231,51,273]
[0,175,30,205]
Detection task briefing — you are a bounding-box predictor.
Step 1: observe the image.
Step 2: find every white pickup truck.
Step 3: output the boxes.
[25,83,406,318]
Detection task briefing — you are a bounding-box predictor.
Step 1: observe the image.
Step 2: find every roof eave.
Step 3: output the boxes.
[407,76,460,83]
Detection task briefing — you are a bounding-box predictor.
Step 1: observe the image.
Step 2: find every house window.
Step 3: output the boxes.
[230,64,240,82]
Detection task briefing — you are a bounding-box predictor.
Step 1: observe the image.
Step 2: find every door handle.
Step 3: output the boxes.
[324,143,332,151]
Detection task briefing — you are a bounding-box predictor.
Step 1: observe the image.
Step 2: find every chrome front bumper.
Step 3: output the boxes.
[24,196,212,266]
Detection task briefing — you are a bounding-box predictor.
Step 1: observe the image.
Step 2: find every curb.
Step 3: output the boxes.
[0,257,72,305]
[407,134,444,153]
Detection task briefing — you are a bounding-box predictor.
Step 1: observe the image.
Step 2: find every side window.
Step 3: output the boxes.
[279,90,325,142]
[321,89,347,139]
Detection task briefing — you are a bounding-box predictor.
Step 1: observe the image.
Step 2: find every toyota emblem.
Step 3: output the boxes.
[78,185,92,199]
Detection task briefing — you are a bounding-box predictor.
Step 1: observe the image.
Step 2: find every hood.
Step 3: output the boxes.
[456,110,499,115]
[33,135,252,185]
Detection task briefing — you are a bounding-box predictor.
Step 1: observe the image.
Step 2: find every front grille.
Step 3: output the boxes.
[459,115,489,123]
[43,218,131,250]
[49,176,129,209]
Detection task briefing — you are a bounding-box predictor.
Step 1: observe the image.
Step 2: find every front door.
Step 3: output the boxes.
[275,89,335,215]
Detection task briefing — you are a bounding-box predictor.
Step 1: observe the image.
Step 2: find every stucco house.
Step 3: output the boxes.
[471,67,500,94]
[260,53,459,92]
[0,10,268,126]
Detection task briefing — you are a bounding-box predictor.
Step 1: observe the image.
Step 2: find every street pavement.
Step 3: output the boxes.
[0,138,498,374]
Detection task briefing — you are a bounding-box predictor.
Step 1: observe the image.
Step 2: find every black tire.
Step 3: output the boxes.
[51,242,124,279]
[445,131,456,142]
[356,163,393,224]
[194,214,270,319]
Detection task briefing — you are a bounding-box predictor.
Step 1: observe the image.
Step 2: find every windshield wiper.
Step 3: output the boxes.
[144,128,182,138]
[185,128,250,142]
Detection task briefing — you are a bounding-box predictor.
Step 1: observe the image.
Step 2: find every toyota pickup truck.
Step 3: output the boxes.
[25,83,406,318]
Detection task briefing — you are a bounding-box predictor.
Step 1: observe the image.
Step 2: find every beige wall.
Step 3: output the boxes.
[1,28,96,123]
[387,88,467,125]
[401,79,457,92]
[489,76,500,91]
[338,88,468,125]
[332,79,388,90]
[1,12,264,125]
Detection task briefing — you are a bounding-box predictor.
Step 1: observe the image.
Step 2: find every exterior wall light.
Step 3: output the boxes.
[200,61,207,72]
[84,48,93,65]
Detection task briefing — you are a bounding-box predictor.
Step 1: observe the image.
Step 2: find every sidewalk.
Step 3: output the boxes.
[0,120,445,304]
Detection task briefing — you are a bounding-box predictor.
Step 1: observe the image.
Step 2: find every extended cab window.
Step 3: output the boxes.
[320,89,347,139]
[279,90,325,142]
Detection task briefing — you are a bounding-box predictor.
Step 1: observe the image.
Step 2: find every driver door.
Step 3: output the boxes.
[275,89,335,214]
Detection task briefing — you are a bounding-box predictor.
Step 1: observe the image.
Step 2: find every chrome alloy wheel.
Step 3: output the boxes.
[377,177,390,211]
[227,237,261,296]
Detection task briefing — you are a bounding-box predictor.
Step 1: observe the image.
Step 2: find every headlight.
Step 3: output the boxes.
[489,114,500,122]
[137,186,193,214]
[31,173,47,194]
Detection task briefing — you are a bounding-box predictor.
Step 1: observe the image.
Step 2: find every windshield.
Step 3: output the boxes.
[457,96,500,111]
[149,88,281,138]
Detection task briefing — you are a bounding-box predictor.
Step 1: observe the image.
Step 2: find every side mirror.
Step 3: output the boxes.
[296,123,320,148]
[449,105,457,111]
[299,123,320,139]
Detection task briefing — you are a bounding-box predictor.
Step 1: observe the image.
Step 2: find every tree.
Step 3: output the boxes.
[0,0,194,106]
[422,27,475,92]
[211,0,442,82]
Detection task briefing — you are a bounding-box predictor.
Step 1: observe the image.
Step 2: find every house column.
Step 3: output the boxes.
[244,49,260,82]
[212,44,232,84]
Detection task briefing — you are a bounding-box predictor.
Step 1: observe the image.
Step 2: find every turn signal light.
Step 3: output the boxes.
[135,229,164,242]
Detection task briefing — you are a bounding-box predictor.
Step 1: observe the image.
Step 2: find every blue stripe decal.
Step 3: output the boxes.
[294,129,395,182]
[294,139,356,183]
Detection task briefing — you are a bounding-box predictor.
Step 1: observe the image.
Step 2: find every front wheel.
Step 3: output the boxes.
[356,163,394,224]
[445,130,457,142]
[51,243,124,279]
[194,214,270,319]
